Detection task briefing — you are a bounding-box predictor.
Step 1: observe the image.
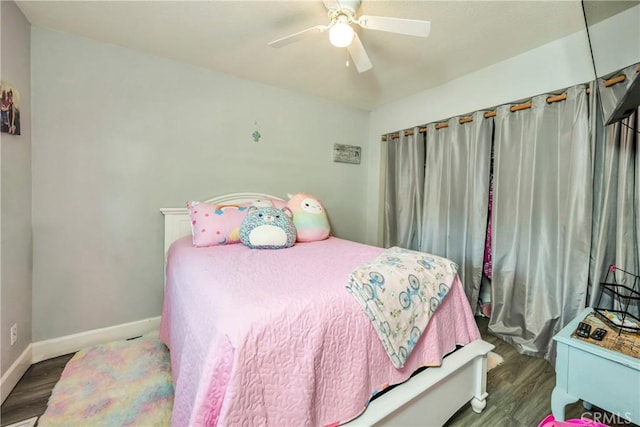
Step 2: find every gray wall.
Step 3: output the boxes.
[31,28,371,341]
[1,1,32,374]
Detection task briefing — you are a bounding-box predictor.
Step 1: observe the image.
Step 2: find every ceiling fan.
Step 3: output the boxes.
[268,0,431,73]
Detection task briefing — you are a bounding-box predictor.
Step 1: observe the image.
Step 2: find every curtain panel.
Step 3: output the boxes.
[384,127,425,249]
[420,111,493,309]
[488,85,592,361]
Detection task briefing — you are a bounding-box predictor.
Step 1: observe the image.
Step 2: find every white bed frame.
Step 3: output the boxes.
[161,192,494,426]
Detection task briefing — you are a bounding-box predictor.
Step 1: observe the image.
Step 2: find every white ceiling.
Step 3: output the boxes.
[14,0,634,111]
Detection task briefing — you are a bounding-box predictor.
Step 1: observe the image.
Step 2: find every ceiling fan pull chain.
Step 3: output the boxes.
[346,48,350,68]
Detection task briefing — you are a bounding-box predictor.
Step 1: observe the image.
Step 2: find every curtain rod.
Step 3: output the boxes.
[381,65,639,141]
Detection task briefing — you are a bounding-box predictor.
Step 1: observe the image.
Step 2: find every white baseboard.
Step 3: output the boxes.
[2,316,161,404]
[1,344,33,404]
[4,416,38,427]
[31,316,161,363]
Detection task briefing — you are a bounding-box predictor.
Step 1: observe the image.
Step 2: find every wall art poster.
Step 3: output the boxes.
[1,81,21,135]
[333,144,361,164]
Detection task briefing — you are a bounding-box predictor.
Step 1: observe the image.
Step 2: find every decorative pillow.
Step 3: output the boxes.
[240,206,297,249]
[286,193,330,242]
[187,201,249,247]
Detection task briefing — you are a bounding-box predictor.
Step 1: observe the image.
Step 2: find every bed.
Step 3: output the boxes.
[159,192,494,426]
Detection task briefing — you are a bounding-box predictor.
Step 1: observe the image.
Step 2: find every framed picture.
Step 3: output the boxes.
[333,144,361,164]
[1,81,21,136]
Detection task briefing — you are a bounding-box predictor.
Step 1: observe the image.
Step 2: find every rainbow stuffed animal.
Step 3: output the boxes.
[286,193,330,242]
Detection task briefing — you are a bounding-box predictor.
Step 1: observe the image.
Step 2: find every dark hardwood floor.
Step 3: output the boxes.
[1,318,636,426]
[448,317,638,427]
[1,353,74,426]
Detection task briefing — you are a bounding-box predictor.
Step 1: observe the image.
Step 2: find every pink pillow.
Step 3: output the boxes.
[187,199,286,247]
[187,202,247,247]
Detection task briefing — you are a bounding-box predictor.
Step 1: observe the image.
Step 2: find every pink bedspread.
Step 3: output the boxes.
[160,237,480,427]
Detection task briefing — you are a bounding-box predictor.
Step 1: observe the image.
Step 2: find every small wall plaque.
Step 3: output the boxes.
[333,144,361,164]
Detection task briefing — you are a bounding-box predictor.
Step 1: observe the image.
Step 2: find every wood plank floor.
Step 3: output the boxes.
[448,317,638,427]
[1,318,636,426]
[1,353,74,426]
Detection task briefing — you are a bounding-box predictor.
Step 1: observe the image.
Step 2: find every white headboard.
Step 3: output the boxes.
[160,192,285,259]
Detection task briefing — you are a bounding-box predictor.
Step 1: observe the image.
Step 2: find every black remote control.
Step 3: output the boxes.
[576,321,591,338]
[591,328,607,341]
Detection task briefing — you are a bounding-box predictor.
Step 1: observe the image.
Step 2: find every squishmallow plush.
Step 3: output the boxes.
[286,193,330,242]
[240,206,297,249]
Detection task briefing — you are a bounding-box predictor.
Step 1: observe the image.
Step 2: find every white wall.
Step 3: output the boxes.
[1,0,32,375]
[364,4,640,245]
[588,4,640,78]
[31,28,370,341]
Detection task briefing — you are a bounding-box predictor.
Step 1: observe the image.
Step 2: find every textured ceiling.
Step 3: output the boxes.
[15,1,634,111]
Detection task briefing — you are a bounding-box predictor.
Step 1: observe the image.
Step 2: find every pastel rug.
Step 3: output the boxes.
[487,350,504,371]
[38,332,173,427]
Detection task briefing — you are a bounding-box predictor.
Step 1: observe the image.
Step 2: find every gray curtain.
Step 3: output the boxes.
[420,111,493,309]
[589,63,640,318]
[384,128,425,249]
[488,85,592,361]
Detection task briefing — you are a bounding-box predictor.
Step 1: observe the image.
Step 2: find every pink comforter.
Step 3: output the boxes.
[160,237,480,426]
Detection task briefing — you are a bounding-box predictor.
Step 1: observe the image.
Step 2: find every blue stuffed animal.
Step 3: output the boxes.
[240,206,297,249]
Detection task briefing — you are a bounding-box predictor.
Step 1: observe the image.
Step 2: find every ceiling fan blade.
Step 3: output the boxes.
[357,15,431,38]
[268,25,328,48]
[347,33,372,73]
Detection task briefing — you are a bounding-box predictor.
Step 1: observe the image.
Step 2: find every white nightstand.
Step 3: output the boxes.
[551,307,640,424]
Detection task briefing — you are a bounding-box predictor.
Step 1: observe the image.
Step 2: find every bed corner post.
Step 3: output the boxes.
[470,340,494,413]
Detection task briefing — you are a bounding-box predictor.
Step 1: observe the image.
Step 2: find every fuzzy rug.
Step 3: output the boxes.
[487,350,504,371]
[38,332,173,427]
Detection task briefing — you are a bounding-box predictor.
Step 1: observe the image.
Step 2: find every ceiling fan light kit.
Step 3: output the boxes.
[329,19,354,47]
[268,0,431,73]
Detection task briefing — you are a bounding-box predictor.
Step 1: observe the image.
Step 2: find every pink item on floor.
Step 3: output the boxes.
[538,414,610,427]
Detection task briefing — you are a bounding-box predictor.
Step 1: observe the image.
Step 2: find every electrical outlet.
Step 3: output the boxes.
[10,323,17,345]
